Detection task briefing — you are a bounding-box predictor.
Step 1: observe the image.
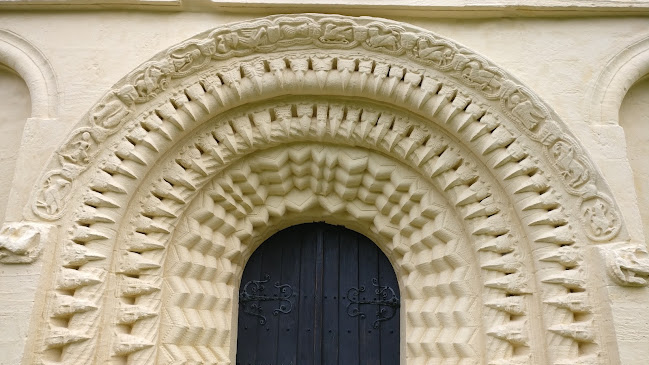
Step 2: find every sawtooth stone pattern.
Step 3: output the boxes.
[0,11,648,365]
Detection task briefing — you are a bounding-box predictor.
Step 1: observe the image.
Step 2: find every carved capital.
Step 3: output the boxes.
[0,222,52,264]
[607,244,649,287]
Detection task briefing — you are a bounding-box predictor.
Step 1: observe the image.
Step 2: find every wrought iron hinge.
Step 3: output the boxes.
[239,274,295,325]
[346,278,400,328]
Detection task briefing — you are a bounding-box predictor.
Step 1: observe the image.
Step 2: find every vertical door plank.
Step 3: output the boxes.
[236,242,264,365]
[357,231,381,365]
[313,224,325,365]
[256,232,283,363]
[322,225,340,364]
[277,227,301,365]
[378,250,400,364]
[297,225,317,364]
[338,228,360,364]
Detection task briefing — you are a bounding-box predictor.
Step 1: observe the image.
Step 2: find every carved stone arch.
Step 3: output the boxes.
[21,13,644,365]
[0,29,58,118]
[589,33,649,125]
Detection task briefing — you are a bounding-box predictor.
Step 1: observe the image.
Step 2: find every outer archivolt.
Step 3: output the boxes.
[33,14,623,244]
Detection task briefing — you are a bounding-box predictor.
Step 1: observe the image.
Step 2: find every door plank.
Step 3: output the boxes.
[379,249,400,364]
[297,226,317,364]
[322,225,340,364]
[277,229,301,365]
[313,225,325,365]
[236,242,263,365]
[256,232,283,362]
[357,230,381,365]
[338,228,360,364]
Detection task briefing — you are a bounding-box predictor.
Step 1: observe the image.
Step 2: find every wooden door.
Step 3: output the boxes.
[236,223,400,365]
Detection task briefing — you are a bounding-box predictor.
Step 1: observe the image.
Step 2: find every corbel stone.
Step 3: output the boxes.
[0,221,52,264]
[606,242,649,287]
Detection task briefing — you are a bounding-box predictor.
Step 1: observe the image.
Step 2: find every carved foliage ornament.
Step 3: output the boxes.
[31,14,624,245]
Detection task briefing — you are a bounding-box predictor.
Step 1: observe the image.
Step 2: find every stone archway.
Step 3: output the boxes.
[17,13,648,365]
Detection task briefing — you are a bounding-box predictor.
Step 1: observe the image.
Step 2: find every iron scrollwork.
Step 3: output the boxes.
[239,274,295,325]
[346,278,400,328]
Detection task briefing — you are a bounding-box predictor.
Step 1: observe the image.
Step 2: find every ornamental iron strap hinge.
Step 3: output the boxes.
[239,274,295,325]
[346,278,400,328]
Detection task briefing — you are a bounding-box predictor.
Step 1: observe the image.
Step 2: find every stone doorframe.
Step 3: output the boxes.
[11,13,649,365]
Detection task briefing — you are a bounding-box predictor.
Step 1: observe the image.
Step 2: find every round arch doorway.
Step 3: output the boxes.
[236,223,401,365]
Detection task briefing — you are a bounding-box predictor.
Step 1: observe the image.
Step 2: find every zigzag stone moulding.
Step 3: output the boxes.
[23,13,634,365]
[160,146,485,364]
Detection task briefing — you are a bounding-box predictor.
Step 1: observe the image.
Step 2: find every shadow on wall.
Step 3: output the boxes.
[0,63,30,224]
[619,76,649,240]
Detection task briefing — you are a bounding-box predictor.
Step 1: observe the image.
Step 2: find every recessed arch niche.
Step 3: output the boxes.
[21,13,645,365]
[619,76,649,248]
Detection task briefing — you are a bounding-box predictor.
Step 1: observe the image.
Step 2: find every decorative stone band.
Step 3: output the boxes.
[30,14,624,244]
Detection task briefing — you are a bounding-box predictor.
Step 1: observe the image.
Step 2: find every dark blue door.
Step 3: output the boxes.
[236,223,400,365]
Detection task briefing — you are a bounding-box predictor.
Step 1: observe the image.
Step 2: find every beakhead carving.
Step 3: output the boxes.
[607,244,649,287]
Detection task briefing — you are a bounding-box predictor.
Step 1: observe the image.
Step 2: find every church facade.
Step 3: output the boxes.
[0,2,648,364]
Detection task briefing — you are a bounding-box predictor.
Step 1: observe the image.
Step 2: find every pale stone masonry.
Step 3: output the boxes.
[0,4,648,365]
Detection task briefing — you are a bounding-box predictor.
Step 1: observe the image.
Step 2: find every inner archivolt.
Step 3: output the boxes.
[157,142,507,364]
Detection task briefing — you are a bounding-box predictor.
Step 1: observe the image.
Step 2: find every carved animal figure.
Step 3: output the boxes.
[59,131,92,165]
[417,39,454,65]
[281,23,314,39]
[171,49,201,72]
[552,141,589,188]
[92,99,127,129]
[320,23,353,43]
[462,61,500,92]
[91,86,137,129]
[39,175,70,215]
[134,62,172,98]
[171,37,218,72]
[509,94,545,129]
[366,27,399,51]
[610,247,649,286]
[236,27,269,49]
[584,199,616,237]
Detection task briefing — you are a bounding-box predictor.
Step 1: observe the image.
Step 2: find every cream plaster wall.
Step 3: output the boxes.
[0,9,647,365]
